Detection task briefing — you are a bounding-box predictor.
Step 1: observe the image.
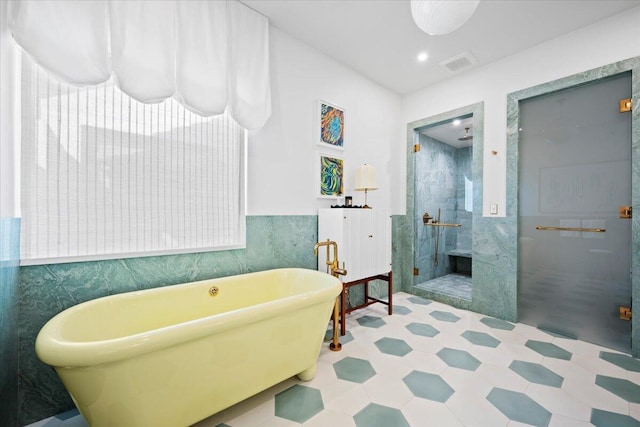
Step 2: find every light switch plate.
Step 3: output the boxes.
[490,204,498,215]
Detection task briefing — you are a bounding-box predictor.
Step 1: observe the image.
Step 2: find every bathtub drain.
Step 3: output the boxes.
[208,286,220,297]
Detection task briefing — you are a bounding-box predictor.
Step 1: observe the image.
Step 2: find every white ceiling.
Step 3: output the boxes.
[420,116,474,148]
[243,0,640,95]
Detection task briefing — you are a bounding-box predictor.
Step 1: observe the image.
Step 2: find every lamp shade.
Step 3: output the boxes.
[355,164,378,191]
[410,0,479,36]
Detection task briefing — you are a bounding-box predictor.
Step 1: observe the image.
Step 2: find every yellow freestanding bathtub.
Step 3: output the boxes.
[35,268,342,427]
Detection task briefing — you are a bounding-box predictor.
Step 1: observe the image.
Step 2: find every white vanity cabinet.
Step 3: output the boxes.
[317,208,391,281]
[318,208,393,335]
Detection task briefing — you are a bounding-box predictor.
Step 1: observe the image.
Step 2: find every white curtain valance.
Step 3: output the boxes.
[8,0,271,130]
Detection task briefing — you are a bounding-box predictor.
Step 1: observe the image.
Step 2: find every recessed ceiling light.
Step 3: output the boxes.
[417,52,428,62]
[453,119,461,126]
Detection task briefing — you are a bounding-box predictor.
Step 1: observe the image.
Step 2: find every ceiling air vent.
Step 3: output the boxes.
[440,50,478,73]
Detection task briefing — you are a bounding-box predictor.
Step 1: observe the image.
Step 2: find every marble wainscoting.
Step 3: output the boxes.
[1,217,20,427]
[18,215,318,426]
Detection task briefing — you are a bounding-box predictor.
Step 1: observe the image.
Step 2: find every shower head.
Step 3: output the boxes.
[458,127,473,141]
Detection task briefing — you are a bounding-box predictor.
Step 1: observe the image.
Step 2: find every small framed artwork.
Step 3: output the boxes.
[318,100,344,150]
[318,154,344,198]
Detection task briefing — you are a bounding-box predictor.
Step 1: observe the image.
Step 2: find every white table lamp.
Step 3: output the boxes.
[355,164,378,208]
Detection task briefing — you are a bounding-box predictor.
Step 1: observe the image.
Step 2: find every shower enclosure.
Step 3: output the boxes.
[413,115,473,303]
[517,72,632,353]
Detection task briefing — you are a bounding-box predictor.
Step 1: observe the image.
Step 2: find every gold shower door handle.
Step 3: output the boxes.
[535,226,606,233]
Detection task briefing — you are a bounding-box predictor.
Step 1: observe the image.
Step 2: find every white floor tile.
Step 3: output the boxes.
[476,362,530,393]
[630,403,640,420]
[445,391,510,427]
[571,352,631,378]
[402,398,464,427]
[325,384,369,416]
[440,366,494,398]
[256,416,301,427]
[526,383,592,421]
[562,377,630,414]
[319,378,364,407]
[547,414,595,427]
[303,409,356,427]
[362,373,414,409]
[403,349,449,374]
[366,351,414,379]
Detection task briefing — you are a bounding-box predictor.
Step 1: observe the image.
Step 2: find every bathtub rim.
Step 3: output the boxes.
[35,268,342,368]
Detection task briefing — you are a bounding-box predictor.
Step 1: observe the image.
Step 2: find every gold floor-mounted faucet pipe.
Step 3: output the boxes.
[314,239,347,351]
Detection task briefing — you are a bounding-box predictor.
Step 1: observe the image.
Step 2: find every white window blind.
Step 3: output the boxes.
[20,57,246,265]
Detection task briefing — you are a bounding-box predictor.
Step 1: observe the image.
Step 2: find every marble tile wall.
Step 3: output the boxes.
[18,215,318,426]
[455,146,473,251]
[414,134,457,283]
[1,217,20,427]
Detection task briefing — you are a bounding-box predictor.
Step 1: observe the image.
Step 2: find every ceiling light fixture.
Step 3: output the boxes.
[417,52,429,62]
[458,127,473,141]
[410,0,480,36]
[452,119,461,126]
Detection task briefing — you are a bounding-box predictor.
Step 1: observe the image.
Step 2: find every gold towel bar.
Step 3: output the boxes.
[425,223,462,227]
[535,226,606,233]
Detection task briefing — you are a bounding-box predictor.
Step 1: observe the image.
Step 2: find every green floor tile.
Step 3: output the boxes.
[525,340,572,360]
[375,337,412,356]
[591,409,640,427]
[430,310,461,322]
[437,347,481,371]
[462,330,501,348]
[403,371,454,402]
[356,315,386,328]
[407,296,432,305]
[353,403,410,427]
[406,322,439,337]
[487,387,551,427]
[595,375,640,403]
[480,317,515,331]
[275,384,324,423]
[509,360,564,388]
[393,305,412,315]
[325,329,354,344]
[600,351,640,372]
[333,357,376,383]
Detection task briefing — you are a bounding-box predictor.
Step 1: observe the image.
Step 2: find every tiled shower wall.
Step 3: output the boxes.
[455,146,472,251]
[413,131,474,285]
[414,134,457,283]
[17,215,318,426]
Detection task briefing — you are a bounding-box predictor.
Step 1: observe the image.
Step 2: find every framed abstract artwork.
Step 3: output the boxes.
[318,154,344,198]
[318,100,344,150]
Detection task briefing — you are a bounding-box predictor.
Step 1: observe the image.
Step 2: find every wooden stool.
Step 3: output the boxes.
[340,271,392,336]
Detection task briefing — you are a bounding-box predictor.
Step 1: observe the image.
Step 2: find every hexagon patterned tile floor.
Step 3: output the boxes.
[27,292,640,427]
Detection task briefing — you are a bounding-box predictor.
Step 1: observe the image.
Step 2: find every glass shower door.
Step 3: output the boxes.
[518,72,632,353]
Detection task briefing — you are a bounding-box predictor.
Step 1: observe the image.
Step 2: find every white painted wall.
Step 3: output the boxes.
[247,27,402,216]
[400,6,640,217]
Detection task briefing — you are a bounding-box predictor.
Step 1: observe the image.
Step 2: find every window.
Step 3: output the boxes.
[20,57,246,264]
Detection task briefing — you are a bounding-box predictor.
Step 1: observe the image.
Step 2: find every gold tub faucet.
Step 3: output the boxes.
[314,239,347,352]
[313,239,347,278]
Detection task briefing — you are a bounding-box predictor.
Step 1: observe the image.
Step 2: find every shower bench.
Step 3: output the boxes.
[448,249,472,275]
